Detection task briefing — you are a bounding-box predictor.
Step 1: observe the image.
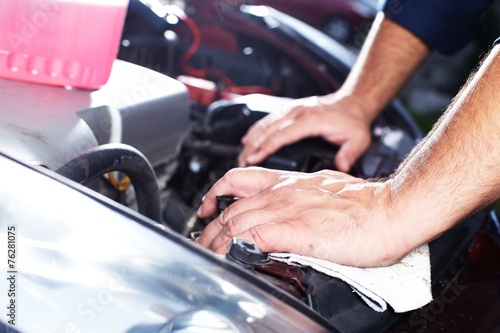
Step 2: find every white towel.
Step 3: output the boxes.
[269,245,432,313]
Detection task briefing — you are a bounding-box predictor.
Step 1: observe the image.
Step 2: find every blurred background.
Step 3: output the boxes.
[160,0,500,133]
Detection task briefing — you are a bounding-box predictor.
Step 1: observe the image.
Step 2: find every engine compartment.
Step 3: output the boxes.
[113,0,424,233]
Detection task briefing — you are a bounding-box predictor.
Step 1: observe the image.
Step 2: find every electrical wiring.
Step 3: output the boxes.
[173,6,273,98]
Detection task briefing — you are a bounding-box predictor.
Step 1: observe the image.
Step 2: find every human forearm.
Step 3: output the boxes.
[336,12,430,120]
[389,46,500,253]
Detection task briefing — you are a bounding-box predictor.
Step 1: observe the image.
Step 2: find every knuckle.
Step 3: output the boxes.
[225,168,238,177]
[248,140,262,151]
[225,168,243,180]
[248,226,270,248]
[265,137,280,151]
[224,217,238,238]
[218,207,232,225]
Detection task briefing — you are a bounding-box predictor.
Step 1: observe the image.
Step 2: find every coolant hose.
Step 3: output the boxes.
[56,143,162,223]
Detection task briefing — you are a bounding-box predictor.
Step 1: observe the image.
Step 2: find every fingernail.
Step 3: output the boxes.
[197,205,202,216]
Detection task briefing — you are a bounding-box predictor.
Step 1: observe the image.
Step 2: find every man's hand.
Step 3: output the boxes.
[238,94,373,173]
[237,14,430,173]
[196,167,407,267]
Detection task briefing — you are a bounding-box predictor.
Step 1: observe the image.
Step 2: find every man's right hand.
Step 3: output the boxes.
[196,167,408,267]
[238,93,374,173]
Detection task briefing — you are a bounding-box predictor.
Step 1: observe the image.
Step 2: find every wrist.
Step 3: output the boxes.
[320,91,381,122]
[340,181,413,266]
[383,178,443,261]
[372,181,413,265]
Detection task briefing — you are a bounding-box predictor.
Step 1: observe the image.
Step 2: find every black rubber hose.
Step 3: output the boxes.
[56,143,162,223]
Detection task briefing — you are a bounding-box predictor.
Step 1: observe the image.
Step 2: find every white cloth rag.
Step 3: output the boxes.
[269,244,432,313]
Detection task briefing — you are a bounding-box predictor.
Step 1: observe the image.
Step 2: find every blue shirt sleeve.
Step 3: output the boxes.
[381,0,494,54]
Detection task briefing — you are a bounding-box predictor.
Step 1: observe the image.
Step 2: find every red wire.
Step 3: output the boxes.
[178,13,201,70]
[174,7,272,96]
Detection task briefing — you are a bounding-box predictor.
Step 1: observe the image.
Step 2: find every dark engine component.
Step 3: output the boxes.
[165,94,421,235]
[56,143,161,222]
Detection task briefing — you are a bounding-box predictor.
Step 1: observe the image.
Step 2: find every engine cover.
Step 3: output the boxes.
[0,60,189,170]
